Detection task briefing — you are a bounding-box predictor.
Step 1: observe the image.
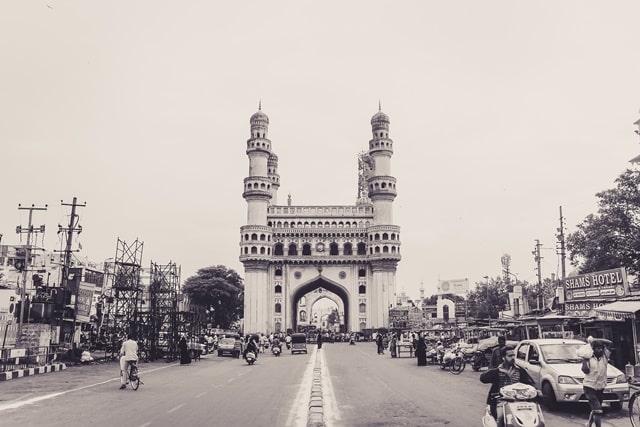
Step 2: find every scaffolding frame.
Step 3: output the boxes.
[148,261,181,361]
[102,238,144,358]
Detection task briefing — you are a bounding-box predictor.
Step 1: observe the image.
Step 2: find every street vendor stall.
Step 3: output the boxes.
[594,300,640,365]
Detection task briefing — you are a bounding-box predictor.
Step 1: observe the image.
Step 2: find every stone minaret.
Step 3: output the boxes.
[366,104,401,328]
[240,103,274,334]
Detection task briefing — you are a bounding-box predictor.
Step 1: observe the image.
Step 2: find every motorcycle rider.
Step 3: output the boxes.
[480,345,536,426]
[244,336,259,360]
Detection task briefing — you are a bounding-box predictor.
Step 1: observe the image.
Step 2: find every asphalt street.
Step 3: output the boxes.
[0,342,633,427]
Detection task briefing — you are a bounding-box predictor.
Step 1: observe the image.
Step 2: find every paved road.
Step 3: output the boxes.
[0,350,311,427]
[0,343,633,426]
[324,342,630,426]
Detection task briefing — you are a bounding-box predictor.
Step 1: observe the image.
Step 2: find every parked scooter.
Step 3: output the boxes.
[245,351,257,365]
[482,383,544,427]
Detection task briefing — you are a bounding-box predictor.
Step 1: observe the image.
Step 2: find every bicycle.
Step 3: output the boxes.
[629,382,640,427]
[124,360,143,391]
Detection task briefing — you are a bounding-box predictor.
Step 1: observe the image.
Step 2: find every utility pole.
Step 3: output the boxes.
[56,197,86,348]
[16,203,48,338]
[556,206,567,315]
[532,239,543,311]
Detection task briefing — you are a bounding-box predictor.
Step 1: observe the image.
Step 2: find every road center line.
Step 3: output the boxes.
[285,347,316,427]
[320,349,340,426]
[167,403,185,413]
[195,391,207,398]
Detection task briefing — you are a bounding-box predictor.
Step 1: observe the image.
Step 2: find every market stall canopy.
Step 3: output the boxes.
[594,300,640,320]
[476,336,520,352]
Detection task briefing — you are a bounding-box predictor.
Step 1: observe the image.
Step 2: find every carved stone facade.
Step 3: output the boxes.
[240,106,401,334]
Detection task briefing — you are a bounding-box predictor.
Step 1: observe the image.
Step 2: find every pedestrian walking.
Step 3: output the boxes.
[390,334,397,358]
[416,332,427,366]
[178,335,191,365]
[317,330,323,349]
[581,338,612,427]
[376,331,384,355]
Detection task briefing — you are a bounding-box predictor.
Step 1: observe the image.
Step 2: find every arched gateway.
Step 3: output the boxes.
[240,104,401,334]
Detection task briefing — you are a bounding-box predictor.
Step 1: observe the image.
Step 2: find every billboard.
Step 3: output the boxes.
[563,267,628,301]
[437,279,469,295]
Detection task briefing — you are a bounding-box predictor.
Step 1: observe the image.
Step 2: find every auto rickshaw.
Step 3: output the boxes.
[291,333,308,354]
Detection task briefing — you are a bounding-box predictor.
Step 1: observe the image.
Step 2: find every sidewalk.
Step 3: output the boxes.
[0,363,66,381]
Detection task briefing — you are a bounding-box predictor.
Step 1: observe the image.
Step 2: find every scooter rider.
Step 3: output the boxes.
[244,337,259,360]
[271,336,282,353]
[480,345,536,425]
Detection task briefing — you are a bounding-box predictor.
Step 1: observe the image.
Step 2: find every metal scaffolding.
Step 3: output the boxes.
[102,238,144,358]
[148,261,180,361]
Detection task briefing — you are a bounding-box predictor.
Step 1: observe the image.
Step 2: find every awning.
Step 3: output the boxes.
[594,301,640,320]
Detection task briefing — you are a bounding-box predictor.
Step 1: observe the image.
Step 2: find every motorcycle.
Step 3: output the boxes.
[272,345,281,356]
[245,351,257,365]
[440,347,466,374]
[482,383,544,427]
[472,350,491,371]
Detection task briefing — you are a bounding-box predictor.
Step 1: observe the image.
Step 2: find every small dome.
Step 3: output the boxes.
[371,109,389,125]
[250,109,269,125]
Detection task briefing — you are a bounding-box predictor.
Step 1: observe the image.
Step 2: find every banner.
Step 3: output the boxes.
[563,267,628,301]
[437,279,469,295]
[76,282,95,323]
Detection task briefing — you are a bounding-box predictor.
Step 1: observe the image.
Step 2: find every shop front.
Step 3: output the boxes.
[594,300,640,368]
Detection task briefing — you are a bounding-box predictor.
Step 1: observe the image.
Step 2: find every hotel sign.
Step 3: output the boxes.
[563,268,628,301]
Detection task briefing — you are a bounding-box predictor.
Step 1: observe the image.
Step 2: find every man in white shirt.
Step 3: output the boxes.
[119,333,139,389]
[581,339,611,427]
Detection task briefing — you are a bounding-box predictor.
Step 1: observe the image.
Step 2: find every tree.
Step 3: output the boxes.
[182,265,244,329]
[567,168,640,279]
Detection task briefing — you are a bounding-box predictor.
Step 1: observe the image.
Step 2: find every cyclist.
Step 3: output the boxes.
[119,332,139,389]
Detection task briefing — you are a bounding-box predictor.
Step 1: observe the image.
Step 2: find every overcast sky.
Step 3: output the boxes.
[2,1,640,299]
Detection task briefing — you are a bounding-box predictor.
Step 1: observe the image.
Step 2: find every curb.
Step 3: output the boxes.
[307,348,325,427]
[0,363,67,381]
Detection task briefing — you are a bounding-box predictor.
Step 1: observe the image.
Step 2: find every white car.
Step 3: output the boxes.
[514,339,630,410]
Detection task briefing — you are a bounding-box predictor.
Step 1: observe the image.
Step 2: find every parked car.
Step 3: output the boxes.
[217,337,241,358]
[514,339,629,410]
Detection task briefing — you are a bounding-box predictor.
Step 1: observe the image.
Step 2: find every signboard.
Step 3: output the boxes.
[564,300,608,317]
[10,348,26,358]
[76,282,95,323]
[437,278,469,295]
[389,309,409,324]
[564,268,628,301]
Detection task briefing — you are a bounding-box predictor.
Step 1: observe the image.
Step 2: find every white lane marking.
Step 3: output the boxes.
[167,403,185,413]
[320,348,340,426]
[0,363,177,412]
[195,391,207,399]
[138,423,151,427]
[285,347,316,427]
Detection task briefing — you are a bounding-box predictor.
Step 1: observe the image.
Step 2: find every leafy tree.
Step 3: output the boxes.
[523,277,556,312]
[182,265,244,329]
[567,168,640,279]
